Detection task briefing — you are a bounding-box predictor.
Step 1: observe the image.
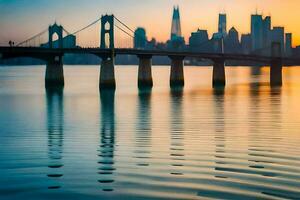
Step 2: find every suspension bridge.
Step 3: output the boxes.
[0,14,300,89]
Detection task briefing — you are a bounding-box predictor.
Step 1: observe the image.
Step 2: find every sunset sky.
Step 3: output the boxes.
[1,0,300,47]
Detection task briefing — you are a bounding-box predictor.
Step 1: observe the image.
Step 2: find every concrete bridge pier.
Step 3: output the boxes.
[212,58,226,88]
[270,43,282,87]
[99,55,116,90]
[45,55,64,88]
[138,55,153,89]
[169,56,185,87]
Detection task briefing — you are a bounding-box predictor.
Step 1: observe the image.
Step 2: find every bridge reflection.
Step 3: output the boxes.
[135,88,152,167]
[169,87,185,176]
[46,87,64,190]
[98,90,116,192]
[213,87,228,179]
[247,82,282,174]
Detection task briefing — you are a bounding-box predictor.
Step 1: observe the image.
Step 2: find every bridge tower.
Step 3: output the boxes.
[99,15,116,90]
[45,23,65,88]
[48,23,63,48]
[100,15,114,49]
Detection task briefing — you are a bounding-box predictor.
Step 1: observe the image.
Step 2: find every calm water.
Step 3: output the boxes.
[0,65,300,200]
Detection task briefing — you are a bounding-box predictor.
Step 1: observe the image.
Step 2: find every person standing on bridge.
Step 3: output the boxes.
[8,41,14,47]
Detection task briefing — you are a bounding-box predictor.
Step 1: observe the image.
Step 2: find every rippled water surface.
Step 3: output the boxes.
[0,65,300,200]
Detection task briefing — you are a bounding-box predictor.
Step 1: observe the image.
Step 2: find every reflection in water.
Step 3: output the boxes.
[169,87,185,176]
[98,90,116,192]
[251,66,262,76]
[269,87,282,141]
[46,87,64,190]
[248,76,266,171]
[247,83,284,197]
[135,89,152,167]
[248,84,282,169]
[249,67,262,97]
[1,66,300,199]
[213,88,228,179]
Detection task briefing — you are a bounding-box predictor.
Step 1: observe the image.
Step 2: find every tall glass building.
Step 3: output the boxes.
[251,14,264,51]
[218,13,227,38]
[171,6,182,40]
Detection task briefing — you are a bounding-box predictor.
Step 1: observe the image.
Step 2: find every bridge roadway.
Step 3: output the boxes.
[1,46,300,64]
[0,46,299,89]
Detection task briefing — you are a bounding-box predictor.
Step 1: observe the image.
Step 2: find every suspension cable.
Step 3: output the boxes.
[114,16,135,34]
[16,28,48,46]
[114,24,134,38]
[70,18,101,35]
[63,27,71,35]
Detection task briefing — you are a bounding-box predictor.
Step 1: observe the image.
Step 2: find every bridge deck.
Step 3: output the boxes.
[1,47,300,64]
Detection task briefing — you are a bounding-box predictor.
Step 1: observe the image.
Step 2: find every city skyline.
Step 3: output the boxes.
[1,0,300,46]
[1,2,300,200]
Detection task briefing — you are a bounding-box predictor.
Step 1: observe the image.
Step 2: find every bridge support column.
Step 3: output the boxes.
[212,58,226,88]
[170,56,185,87]
[270,43,282,87]
[138,55,153,89]
[100,55,116,90]
[45,55,64,88]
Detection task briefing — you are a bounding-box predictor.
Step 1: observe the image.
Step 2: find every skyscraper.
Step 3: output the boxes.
[241,34,252,54]
[212,13,227,40]
[224,27,240,53]
[285,33,293,56]
[189,29,209,52]
[218,13,227,38]
[270,27,285,53]
[262,16,271,48]
[171,6,182,40]
[251,14,263,51]
[134,27,147,49]
[169,6,185,50]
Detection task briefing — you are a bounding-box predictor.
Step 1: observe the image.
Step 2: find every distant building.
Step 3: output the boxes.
[167,37,185,50]
[294,46,300,57]
[134,27,147,49]
[224,27,240,53]
[63,35,76,48]
[41,34,76,48]
[211,38,223,53]
[169,6,185,49]
[241,34,252,54]
[212,33,222,40]
[218,13,227,38]
[212,13,227,40]
[269,27,285,53]
[146,38,156,50]
[189,29,209,52]
[251,14,264,51]
[285,33,292,56]
[171,6,182,40]
[262,16,271,48]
